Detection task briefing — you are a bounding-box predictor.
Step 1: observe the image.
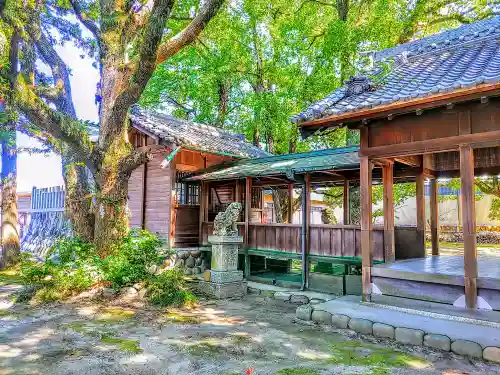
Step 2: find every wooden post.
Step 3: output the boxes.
[198,181,206,245]
[383,162,395,262]
[360,157,373,302]
[301,174,312,289]
[460,145,477,309]
[244,177,252,278]
[416,169,426,256]
[343,179,350,225]
[235,180,241,203]
[288,183,294,224]
[430,178,439,256]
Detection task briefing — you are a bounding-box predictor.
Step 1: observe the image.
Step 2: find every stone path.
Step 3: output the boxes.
[1,280,500,375]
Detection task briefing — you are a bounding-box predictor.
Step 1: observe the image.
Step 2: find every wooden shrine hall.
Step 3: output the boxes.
[292,17,500,311]
[184,146,429,294]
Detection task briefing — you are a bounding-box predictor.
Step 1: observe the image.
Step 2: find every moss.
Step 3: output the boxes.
[164,312,200,324]
[63,321,118,338]
[180,339,226,356]
[328,340,429,374]
[276,368,321,375]
[100,337,143,353]
[230,334,252,345]
[96,307,135,322]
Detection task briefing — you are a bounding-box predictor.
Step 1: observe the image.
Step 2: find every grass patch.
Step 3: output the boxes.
[0,267,22,285]
[329,340,429,374]
[164,312,200,324]
[181,339,226,356]
[100,336,143,353]
[63,321,118,337]
[276,368,321,375]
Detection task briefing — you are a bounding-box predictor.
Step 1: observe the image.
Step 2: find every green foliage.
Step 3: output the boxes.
[489,198,500,221]
[99,229,163,289]
[145,268,196,307]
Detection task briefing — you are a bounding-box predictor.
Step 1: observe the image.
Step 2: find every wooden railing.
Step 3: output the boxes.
[201,221,386,261]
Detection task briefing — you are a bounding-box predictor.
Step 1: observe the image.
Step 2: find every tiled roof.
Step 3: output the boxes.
[184,146,360,181]
[291,16,500,126]
[129,107,268,159]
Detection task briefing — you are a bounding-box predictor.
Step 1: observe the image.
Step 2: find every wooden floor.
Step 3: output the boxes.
[375,256,500,280]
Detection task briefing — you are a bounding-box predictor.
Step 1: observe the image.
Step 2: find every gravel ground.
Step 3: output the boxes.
[1,280,500,375]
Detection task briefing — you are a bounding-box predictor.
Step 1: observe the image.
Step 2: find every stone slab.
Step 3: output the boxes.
[345,275,362,295]
[210,270,243,283]
[296,305,313,321]
[195,280,247,299]
[373,323,395,339]
[424,334,451,351]
[245,281,337,302]
[311,310,332,324]
[309,273,344,295]
[348,318,373,335]
[451,340,483,358]
[310,295,500,348]
[483,347,500,363]
[331,314,350,329]
[395,327,424,346]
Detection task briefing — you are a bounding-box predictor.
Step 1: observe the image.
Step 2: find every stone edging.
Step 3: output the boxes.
[295,305,500,363]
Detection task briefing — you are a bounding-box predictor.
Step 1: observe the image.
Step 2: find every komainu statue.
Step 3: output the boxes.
[213,202,242,236]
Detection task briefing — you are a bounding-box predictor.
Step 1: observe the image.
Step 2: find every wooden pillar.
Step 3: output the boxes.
[235,180,241,203]
[416,169,426,256]
[360,157,373,302]
[302,174,312,289]
[343,179,350,225]
[244,177,252,278]
[460,145,477,309]
[383,162,395,262]
[430,178,439,256]
[198,181,207,244]
[288,183,294,224]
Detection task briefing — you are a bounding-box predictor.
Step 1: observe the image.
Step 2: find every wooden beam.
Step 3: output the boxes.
[343,180,350,225]
[360,157,373,301]
[383,163,395,262]
[359,130,500,159]
[430,178,439,256]
[244,177,252,278]
[460,145,477,309]
[288,183,294,224]
[395,155,421,167]
[416,170,426,256]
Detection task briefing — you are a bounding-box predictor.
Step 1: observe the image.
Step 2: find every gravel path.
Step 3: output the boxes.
[1,280,500,375]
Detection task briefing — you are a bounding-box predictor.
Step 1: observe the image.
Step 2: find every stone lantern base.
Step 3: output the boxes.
[194,235,247,299]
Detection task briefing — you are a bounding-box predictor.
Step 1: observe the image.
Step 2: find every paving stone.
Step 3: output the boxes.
[290,295,309,304]
[296,305,313,321]
[274,292,291,302]
[331,314,350,329]
[395,328,424,346]
[483,347,500,363]
[373,323,395,339]
[424,334,451,351]
[451,340,483,358]
[348,318,373,335]
[311,309,333,324]
[247,287,261,295]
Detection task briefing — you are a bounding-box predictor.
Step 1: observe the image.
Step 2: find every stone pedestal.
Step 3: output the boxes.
[195,235,247,299]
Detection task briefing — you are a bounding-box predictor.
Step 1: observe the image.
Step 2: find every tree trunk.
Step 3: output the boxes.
[216,79,229,127]
[63,159,95,242]
[271,189,288,223]
[0,125,20,268]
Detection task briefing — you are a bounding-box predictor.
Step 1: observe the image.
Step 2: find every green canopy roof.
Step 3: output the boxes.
[184,146,360,182]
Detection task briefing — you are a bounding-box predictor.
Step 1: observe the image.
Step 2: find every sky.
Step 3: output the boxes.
[14,41,99,192]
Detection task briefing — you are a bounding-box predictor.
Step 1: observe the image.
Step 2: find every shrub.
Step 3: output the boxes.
[145,268,196,307]
[100,229,163,289]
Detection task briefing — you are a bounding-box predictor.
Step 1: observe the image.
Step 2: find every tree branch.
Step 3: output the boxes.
[156,0,225,64]
[68,0,101,42]
[118,148,152,177]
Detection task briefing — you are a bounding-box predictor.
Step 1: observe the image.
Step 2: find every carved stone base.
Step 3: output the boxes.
[195,280,248,299]
[210,270,243,283]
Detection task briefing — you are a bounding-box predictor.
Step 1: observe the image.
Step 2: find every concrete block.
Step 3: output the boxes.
[309,273,344,295]
[395,328,424,346]
[451,340,483,358]
[331,314,350,329]
[296,305,313,321]
[424,334,451,351]
[348,318,373,335]
[483,347,500,363]
[373,323,395,339]
[345,275,362,295]
[290,295,310,305]
[274,292,291,302]
[311,310,333,324]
